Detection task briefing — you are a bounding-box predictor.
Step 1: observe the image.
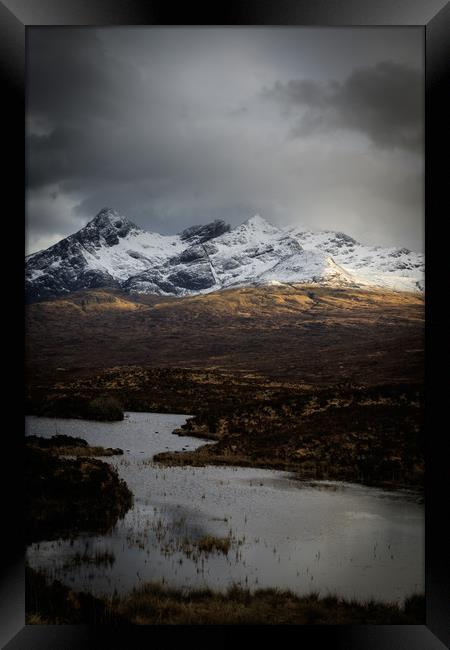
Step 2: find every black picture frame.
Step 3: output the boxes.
[2,1,449,648]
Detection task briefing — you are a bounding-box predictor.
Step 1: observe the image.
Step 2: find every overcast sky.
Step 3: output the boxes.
[26,27,424,254]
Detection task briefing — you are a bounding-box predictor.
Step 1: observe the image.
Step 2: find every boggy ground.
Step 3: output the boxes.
[27,395,124,421]
[26,365,424,488]
[154,383,424,489]
[26,434,124,457]
[26,566,425,625]
[25,436,132,544]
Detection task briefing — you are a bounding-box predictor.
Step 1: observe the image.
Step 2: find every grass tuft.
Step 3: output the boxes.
[195,535,231,555]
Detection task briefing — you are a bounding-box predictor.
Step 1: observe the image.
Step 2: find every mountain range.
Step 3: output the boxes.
[25,208,424,301]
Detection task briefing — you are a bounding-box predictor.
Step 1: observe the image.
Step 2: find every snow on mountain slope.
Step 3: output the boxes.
[25,208,424,301]
[258,249,359,287]
[202,215,304,288]
[79,227,184,281]
[285,226,424,292]
[26,208,186,300]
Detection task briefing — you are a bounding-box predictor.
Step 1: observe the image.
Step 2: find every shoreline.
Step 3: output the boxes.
[153,443,424,493]
[25,409,424,493]
[26,566,425,625]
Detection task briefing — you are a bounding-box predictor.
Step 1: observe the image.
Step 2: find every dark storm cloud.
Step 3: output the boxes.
[26,28,424,254]
[27,30,140,125]
[265,61,423,152]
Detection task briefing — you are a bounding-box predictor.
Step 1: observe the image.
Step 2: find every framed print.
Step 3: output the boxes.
[2,1,449,648]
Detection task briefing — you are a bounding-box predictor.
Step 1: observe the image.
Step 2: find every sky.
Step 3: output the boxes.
[26,27,424,254]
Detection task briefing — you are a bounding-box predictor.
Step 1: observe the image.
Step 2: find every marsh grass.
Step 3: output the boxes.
[60,550,116,570]
[127,514,239,561]
[26,567,425,625]
[195,535,231,555]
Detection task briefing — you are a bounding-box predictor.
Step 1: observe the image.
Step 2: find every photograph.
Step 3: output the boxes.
[23,25,427,627]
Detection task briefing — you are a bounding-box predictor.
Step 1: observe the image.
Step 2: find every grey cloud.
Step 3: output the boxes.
[265,61,423,152]
[26,28,424,254]
[27,30,143,126]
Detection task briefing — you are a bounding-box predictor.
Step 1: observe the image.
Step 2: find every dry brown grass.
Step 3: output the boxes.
[26,567,425,625]
[195,535,231,554]
[116,587,424,625]
[26,285,424,386]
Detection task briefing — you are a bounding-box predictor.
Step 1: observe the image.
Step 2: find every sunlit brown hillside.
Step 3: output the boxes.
[26,285,424,387]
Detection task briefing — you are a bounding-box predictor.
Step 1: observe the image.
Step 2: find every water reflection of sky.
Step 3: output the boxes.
[26,412,424,603]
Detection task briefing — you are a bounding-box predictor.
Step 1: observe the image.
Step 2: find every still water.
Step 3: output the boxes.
[26,412,424,603]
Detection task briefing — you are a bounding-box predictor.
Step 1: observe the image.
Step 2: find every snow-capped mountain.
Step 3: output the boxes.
[25,208,424,301]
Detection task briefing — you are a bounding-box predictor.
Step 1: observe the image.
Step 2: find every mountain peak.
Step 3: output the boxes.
[242,214,277,231]
[74,208,140,249]
[88,207,138,232]
[95,206,120,219]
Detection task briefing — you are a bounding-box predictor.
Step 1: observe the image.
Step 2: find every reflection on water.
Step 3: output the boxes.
[25,412,424,603]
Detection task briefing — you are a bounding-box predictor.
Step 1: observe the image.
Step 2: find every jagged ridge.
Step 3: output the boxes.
[26,208,424,301]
